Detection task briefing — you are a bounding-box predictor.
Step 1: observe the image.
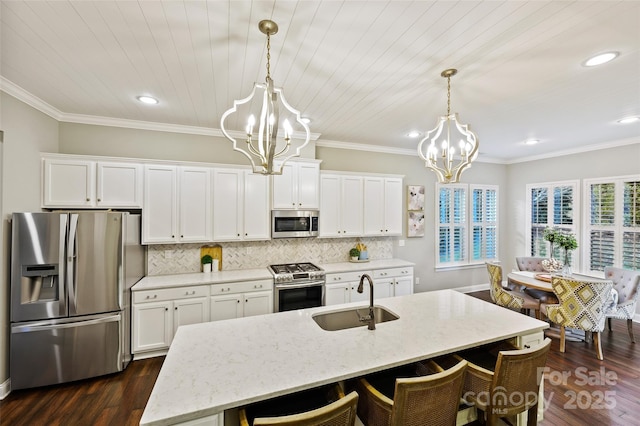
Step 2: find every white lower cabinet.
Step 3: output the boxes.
[210,280,273,321]
[325,267,414,306]
[325,270,372,306]
[132,286,209,358]
[373,267,414,297]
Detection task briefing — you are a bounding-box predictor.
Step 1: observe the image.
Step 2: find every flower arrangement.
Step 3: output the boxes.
[542,228,577,275]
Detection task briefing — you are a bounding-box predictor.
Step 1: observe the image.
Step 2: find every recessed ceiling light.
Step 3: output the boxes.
[524,139,539,145]
[617,116,640,124]
[583,52,618,67]
[406,131,422,138]
[300,117,311,124]
[137,95,159,105]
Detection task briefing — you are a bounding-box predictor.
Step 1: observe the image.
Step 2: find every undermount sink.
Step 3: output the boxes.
[312,305,399,331]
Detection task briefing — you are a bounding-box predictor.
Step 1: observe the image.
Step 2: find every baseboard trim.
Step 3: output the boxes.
[455,283,490,293]
[0,377,11,400]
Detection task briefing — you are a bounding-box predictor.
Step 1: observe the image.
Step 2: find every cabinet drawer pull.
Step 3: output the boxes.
[254,284,263,289]
[185,290,196,295]
[145,294,158,300]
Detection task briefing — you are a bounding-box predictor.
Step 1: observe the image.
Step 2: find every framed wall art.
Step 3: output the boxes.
[407,211,425,238]
[407,185,425,211]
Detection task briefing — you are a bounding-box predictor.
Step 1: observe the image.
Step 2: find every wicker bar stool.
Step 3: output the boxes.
[239,383,358,426]
[454,338,551,426]
[354,359,468,426]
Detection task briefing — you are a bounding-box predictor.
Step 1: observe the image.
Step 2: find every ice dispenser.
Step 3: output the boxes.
[21,264,59,304]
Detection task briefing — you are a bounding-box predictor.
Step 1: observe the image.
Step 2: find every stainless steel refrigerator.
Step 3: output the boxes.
[10,211,145,390]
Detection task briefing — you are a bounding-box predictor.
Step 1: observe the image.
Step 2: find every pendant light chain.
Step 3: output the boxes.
[447,74,451,116]
[265,32,271,82]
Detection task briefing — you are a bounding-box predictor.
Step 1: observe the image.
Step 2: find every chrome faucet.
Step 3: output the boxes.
[357,274,375,330]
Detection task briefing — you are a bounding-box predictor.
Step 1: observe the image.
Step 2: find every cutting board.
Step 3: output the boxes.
[200,244,222,271]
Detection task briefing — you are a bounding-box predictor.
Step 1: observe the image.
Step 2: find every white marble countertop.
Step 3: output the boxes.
[140,289,548,426]
[319,258,414,274]
[132,259,415,291]
[132,268,273,291]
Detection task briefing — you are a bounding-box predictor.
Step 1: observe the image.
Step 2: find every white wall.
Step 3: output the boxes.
[317,146,510,293]
[504,143,640,272]
[0,92,59,394]
[58,122,316,163]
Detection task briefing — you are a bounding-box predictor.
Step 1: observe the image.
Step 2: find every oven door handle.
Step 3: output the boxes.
[275,280,325,290]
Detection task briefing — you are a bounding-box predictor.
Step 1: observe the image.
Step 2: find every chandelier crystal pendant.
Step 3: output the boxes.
[417,69,479,183]
[220,20,311,175]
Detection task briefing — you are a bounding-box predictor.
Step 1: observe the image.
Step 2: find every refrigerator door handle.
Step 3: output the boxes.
[12,314,121,333]
[67,213,79,313]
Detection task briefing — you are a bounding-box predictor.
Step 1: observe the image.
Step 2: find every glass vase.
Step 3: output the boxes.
[561,249,572,276]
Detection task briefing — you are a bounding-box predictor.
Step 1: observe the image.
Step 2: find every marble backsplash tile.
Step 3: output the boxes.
[147,237,394,276]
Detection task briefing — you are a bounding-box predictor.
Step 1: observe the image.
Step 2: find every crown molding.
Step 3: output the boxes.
[315,138,504,164]
[507,137,640,164]
[2,76,636,163]
[1,76,64,120]
[1,77,321,140]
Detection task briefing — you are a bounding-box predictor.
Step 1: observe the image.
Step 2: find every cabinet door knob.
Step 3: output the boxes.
[86,198,90,202]
[237,233,240,237]
[165,307,168,311]
[97,198,101,202]
[175,306,178,310]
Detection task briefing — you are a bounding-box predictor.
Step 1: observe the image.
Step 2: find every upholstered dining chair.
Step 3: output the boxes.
[514,256,559,304]
[542,276,614,360]
[604,266,640,343]
[454,338,551,426]
[486,262,541,319]
[515,256,546,273]
[239,384,358,426]
[355,359,468,426]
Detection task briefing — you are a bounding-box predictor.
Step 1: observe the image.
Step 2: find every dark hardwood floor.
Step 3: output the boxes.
[1,291,639,426]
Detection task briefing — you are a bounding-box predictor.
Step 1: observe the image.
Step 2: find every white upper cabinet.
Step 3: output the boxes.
[319,173,363,237]
[213,168,270,242]
[143,165,212,244]
[178,167,213,242]
[42,157,142,208]
[272,160,320,209]
[363,176,403,236]
[97,162,144,208]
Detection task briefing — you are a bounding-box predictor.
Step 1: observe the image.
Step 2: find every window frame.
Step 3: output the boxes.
[582,175,640,275]
[525,180,579,266]
[436,183,499,269]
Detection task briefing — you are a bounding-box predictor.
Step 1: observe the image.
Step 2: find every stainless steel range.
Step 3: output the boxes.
[269,262,325,312]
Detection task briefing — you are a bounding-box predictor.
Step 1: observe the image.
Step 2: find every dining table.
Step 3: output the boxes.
[506,270,618,342]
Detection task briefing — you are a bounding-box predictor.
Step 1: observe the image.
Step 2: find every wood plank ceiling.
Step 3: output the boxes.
[1,1,638,162]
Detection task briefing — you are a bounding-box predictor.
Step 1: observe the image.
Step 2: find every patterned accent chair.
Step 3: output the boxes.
[542,276,614,360]
[604,266,640,343]
[487,262,541,319]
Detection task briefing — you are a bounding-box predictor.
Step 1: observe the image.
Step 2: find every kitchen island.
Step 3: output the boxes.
[140,290,548,425]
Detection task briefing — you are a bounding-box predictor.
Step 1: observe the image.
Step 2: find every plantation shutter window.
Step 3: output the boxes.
[526,181,578,259]
[584,176,640,274]
[437,184,498,268]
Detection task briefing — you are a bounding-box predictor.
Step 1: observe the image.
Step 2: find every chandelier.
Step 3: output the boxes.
[220,20,310,175]
[417,69,479,183]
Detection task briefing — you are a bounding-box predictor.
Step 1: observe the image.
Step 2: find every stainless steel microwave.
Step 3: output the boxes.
[271,210,319,238]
